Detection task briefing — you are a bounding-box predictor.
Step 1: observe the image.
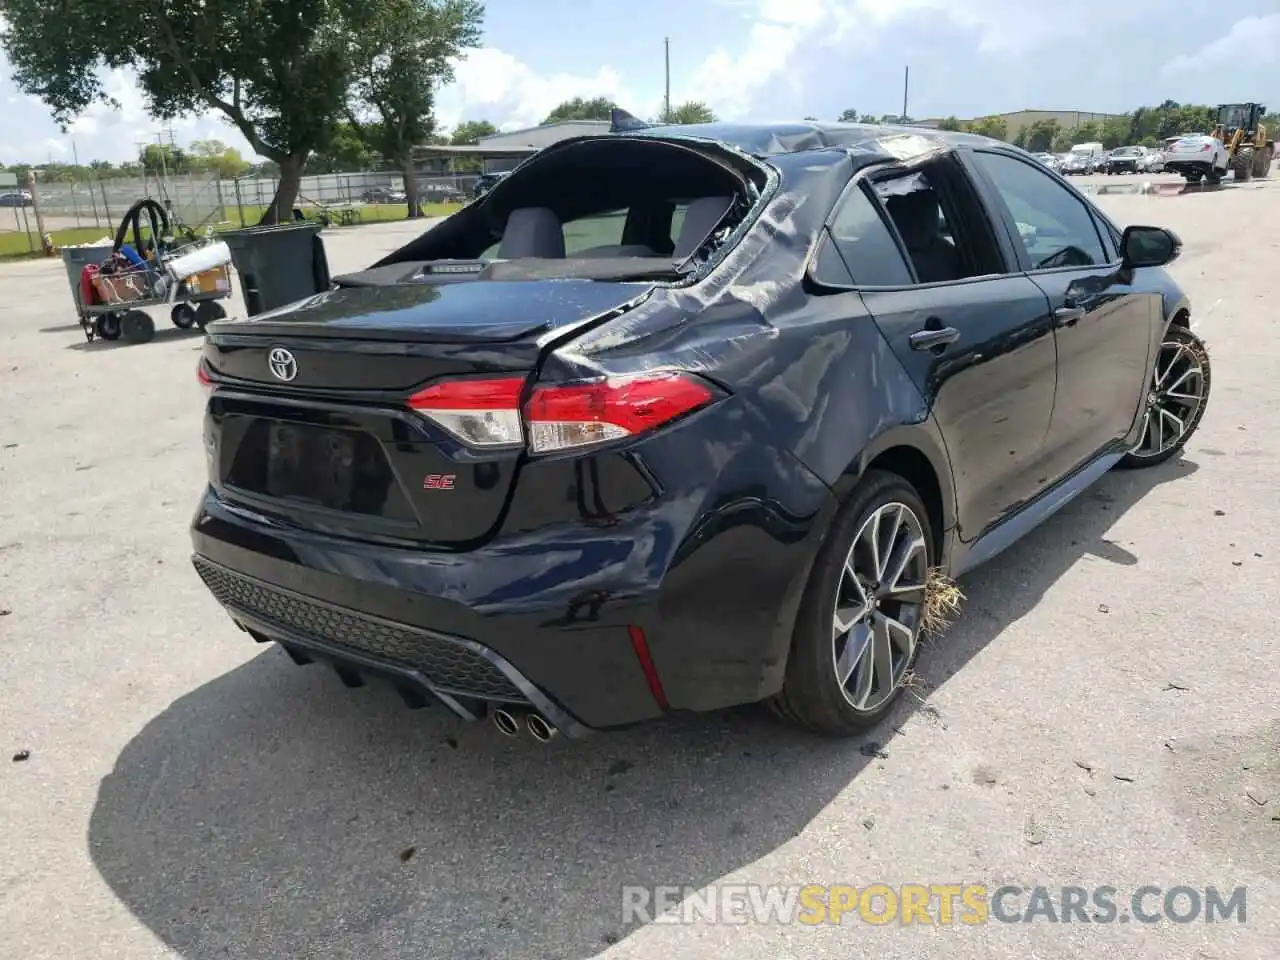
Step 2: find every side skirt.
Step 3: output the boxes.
[950,450,1126,578]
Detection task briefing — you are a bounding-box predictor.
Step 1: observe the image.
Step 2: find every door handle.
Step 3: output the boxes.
[909,326,960,351]
[1054,305,1086,327]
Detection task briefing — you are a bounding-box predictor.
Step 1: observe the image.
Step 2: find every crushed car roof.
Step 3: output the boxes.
[607,108,998,158]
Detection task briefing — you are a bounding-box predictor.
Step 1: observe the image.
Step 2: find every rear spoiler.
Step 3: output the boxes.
[610,108,654,133]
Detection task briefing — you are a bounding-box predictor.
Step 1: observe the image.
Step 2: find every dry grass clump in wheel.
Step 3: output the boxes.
[922,567,965,636]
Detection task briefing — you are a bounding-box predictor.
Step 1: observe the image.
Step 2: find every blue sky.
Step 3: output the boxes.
[1,0,1278,164]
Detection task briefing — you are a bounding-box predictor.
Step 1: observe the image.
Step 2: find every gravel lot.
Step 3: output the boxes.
[2,174,1278,960]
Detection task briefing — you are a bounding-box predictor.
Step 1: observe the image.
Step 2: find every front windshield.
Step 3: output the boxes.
[1217,104,1251,129]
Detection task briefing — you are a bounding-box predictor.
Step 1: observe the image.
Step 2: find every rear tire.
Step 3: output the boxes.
[195,300,227,329]
[1184,170,1203,183]
[94,314,121,341]
[119,309,155,345]
[1119,326,1211,469]
[1233,148,1253,182]
[1255,145,1273,179]
[171,303,197,329]
[771,470,935,736]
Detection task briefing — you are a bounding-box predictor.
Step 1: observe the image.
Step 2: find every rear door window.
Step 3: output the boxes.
[823,185,914,286]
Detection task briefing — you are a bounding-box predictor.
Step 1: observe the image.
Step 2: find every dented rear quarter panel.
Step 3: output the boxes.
[542,147,950,515]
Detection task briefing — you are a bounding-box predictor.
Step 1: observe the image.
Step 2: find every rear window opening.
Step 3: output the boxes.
[347,137,766,285]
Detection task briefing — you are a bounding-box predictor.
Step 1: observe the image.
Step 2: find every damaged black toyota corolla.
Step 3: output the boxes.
[191,111,1210,740]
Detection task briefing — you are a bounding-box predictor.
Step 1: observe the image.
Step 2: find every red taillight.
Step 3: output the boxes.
[407,371,719,454]
[408,376,525,448]
[525,371,717,454]
[1200,144,1213,152]
[197,361,213,391]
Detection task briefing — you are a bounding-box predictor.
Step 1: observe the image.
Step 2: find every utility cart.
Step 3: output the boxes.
[62,198,233,344]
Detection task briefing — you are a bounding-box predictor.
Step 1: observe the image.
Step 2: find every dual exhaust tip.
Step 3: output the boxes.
[492,707,557,742]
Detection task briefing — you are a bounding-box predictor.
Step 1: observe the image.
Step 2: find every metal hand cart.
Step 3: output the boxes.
[61,198,233,345]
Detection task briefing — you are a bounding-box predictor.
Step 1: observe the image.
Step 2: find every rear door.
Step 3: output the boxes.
[963,149,1156,484]
[820,156,1058,541]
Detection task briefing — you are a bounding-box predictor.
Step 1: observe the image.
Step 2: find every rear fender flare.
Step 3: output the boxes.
[831,421,958,553]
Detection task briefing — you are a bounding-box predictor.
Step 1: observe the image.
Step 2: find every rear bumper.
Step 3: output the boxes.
[191,476,831,731]
[193,555,594,734]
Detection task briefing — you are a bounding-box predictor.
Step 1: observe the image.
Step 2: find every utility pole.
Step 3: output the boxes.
[664,37,671,122]
[901,65,910,124]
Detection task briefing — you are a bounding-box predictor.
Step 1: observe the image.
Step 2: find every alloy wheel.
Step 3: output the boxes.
[831,502,929,713]
[1131,337,1207,460]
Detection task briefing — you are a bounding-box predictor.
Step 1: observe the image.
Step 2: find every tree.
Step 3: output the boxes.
[307,123,378,173]
[936,116,964,131]
[0,0,387,223]
[450,120,498,144]
[967,116,1008,141]
[346,0,484,217]
[138,143,188,174]
[838,108,859,123]
[541,96,616,124]
[189,139,252,178]
[1022,119,1060,152]
[661,101,716,124]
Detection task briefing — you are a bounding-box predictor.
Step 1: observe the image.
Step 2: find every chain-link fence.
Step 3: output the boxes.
[1,169,478,254]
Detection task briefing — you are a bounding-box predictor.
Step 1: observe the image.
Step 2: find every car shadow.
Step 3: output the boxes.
[66,326,207,351]
[87,457,1197,960]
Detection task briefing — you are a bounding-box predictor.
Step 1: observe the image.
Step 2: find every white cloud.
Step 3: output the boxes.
[1161,14,1280,74]
[435,47,656,132]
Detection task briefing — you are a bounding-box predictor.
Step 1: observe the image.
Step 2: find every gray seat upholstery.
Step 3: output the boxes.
[883,190,961,283]
[497,207,565,259]
[673,196,733,259]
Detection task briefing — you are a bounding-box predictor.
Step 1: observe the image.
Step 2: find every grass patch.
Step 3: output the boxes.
[0,227,115,260]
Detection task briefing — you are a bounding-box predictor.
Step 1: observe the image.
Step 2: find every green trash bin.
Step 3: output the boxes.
[220,222,332,317]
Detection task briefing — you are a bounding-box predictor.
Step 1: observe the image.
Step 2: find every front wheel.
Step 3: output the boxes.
[772,470,934,736]
[1119,326,1211,469]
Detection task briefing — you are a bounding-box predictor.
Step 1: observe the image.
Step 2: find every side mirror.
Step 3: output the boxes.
[1121,225,1181,269]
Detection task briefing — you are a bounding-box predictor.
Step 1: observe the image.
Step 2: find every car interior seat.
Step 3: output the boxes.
[883,190,962,283]
[497,207,566,259]
[672,196,733,259]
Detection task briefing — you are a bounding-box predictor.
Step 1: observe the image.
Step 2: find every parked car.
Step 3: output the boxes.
[1104,146,1148,174]
[1060,153,1089,175]
[1032,152,1062,172]
[0,190,33,207]
[473,171,510,198]
[361,187,407,204]
[191,119,1209,740]
[1141,150,1165,173]
[421,182,466,203]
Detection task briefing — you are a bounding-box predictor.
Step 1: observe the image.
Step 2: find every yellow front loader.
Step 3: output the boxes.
[1211,103,1274,181]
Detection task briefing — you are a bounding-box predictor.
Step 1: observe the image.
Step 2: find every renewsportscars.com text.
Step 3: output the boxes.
[621,884,1247,926]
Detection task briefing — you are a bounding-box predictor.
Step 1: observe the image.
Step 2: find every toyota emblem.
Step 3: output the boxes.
[268,347,298,382]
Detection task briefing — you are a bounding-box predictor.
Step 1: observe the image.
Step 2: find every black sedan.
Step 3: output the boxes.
[191,118,1210,740]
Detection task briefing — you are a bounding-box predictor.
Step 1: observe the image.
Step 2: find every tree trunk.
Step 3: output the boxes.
[260,154,307,225]
[402,157,423,219]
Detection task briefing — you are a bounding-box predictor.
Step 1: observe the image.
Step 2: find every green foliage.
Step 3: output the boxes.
[346,0,484,209]
[306,124,377,173]
[450,120,498,144]
[659,101,716,125]
[936,116,963,131]
[0,0,389,221]
[541,96,616,124]
[838,108,858,123]
[966,116,1008,141]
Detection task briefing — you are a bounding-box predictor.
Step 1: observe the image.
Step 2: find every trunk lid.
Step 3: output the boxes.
[202,278,652,547]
